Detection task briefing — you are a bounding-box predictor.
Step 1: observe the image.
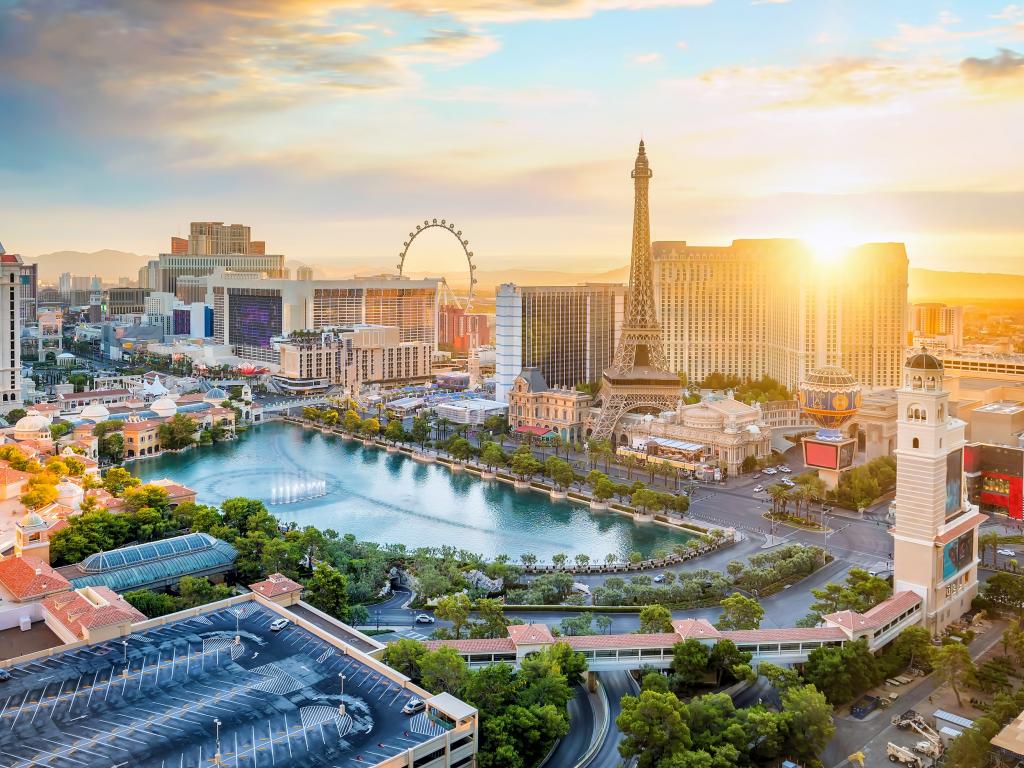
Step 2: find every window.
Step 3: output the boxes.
[912,437,919,449]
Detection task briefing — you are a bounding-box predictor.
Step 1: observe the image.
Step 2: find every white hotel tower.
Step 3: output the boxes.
[892,349,986,635]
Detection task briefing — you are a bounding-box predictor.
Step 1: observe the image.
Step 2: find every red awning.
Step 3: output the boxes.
[515,425,556,437]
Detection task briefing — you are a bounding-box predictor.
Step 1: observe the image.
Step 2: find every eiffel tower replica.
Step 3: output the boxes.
[590,141,680,441]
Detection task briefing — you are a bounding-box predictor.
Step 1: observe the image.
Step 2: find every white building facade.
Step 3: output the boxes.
[892,350,986,635]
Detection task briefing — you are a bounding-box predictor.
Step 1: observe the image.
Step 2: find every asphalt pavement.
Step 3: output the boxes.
[545,684,595,768]
[590,671,638,768]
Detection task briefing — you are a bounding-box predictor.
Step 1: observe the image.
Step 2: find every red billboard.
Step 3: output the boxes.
[804,440,839,470]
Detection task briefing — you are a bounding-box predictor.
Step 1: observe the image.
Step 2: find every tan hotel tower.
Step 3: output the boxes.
[893,349,986,635]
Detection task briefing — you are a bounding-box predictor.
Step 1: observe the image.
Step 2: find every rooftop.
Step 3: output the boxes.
[0,556,71,601]
[0,599,471,767]
[57,532,237,592]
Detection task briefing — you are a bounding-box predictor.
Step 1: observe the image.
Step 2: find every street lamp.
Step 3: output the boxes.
[338,673,347,717]
[121,639,129,677]
[214,718,222,764]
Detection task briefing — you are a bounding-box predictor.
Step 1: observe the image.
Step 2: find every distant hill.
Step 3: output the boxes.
[28,250,150,282]
[909,268,1024,302]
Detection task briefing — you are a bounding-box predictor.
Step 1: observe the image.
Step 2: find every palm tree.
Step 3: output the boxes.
[767,484,789,517]
[979,531,1000,566]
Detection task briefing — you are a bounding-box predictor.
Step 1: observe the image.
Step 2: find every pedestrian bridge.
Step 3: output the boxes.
[425,591,923,671]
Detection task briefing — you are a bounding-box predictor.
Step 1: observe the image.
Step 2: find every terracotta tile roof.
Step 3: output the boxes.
[249,573,303,598]
[862,591,921,625]
[936,512,988,545]
[423,638,517,654]
[45,519,70,537]
[42,587,145,639]
[508,623,555,645]
[122,419,162,432]
[721,626,848,643]
[672,618,722,640]
[822,591,922,633]
[0,467,32,486]
[567,632,678,650]
[0,556,71,601]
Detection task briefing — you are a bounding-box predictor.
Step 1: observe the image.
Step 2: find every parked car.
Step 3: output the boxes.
[269,618,291,632]
[779,466,792,473]
[0,669,10,682]
[781,479,796,488]
[415,614,436,624]
[653,573,667,583]
[403,699,426,715]
[763,468,777,475]
[753,485,764,494]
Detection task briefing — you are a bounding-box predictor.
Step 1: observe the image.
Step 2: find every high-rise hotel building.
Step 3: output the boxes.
[0,244,23,413]
[652,239,907,391]
[158,222,286,295]
[209,271,440,363]
[495,283,625,402]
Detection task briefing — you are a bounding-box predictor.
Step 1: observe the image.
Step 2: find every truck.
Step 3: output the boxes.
[886,743,923,766]
[890,710,943,759]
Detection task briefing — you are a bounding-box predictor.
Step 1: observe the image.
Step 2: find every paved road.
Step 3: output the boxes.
[591,671,637,768]
[546,684,595,768]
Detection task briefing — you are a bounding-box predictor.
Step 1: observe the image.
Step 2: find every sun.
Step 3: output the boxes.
[803,220,857,264]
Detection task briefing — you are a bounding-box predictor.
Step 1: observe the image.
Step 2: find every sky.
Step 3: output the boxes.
[1,0,1023,278]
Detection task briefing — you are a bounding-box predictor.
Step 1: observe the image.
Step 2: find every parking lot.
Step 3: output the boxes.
[0,602,447,767]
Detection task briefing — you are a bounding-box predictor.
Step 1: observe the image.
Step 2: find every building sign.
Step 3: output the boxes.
[803,437,856,471]
[942,531,974,580]
[945,448,963,520]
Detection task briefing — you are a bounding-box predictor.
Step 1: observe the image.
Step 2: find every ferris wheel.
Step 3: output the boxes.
[397,218,477,310]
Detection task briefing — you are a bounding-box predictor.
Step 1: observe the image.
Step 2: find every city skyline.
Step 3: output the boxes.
[2,1,1023,275]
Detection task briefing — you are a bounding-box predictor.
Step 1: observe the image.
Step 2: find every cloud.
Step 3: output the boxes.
[992,5,1024,22]
[751,0,789,5]
[633,52,662,63]
[692,56,957,110]
[961,48,1024,79]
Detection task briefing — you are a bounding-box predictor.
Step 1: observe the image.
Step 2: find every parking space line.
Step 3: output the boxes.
[10,689,30,729]
[389,688,404,707]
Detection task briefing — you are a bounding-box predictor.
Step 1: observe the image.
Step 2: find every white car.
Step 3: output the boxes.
[753,485,764,493]
[779,466,792,473]
[402,698,426,715]
[415,614,435,624]
[763,468,777,475]
[781,479,796,488]
[998,549,1017,557]
[269,618,291,632]
[653,573,666,583]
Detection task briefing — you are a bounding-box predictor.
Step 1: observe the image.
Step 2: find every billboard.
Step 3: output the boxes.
[839,441,855,469]
[942,531,974,580]
[945,448,963,519]
[804,440,838,470]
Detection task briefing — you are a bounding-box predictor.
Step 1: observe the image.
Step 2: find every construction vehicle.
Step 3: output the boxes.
[847,752,865,768]
[886,743,923,766]
[890,710,943,759]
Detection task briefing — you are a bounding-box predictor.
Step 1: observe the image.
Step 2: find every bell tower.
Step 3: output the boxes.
[892,348,985,635]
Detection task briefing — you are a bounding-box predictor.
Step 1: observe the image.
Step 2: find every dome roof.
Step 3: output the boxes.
[15,412,50,433]
[79,402,110,422]
[906,347,943,370]
[19,511,44,528]
[57,352,75,359]
[151,397,178,417]
[204,387,227,402]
